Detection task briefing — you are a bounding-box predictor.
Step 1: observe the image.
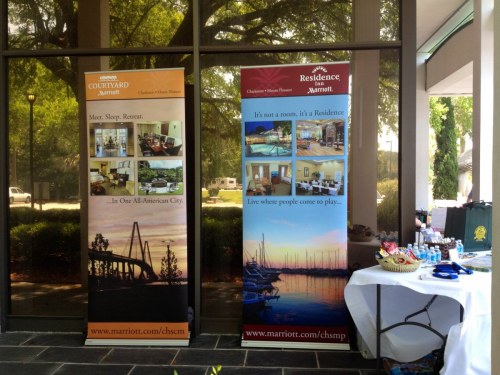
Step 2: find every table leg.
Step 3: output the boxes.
[377,284,381,373]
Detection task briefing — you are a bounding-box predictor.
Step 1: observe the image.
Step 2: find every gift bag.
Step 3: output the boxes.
[444,201,492,252]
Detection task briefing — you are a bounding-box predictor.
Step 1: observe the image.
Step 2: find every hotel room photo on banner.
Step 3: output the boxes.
[137,121,183,157]
[296,119,345,156]
[89,122,135,158]
[89,160,135,196]
[245,161,293,196]
[241,62,350,349]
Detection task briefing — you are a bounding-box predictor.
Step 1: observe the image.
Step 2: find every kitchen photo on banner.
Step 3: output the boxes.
[84,69,189,346]
[241,63,350,349]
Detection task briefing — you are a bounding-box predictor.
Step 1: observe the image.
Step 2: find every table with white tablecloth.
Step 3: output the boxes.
[344,264,491,374]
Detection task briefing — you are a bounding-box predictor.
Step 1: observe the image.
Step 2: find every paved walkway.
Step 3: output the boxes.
[0,332,378,374]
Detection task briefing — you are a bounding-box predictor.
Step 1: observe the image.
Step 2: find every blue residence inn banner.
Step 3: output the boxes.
[84,69,189,346]
[241,62,350,349]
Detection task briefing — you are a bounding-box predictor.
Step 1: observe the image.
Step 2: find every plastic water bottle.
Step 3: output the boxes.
[435,247,442,263]
[457,240,464,257]
[427,247,434,265]
[413,245,420,259]
[418,245,425,259]
[432,247,438,265]
[419,246,427,263]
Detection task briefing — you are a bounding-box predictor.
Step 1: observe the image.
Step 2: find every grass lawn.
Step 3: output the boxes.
[202,189,243,205]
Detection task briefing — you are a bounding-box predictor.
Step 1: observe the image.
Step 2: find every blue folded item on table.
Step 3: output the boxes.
[432,272,458,280]
[433,262,473,275]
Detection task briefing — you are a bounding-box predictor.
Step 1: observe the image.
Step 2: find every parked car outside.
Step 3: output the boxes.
[9,187,31,204]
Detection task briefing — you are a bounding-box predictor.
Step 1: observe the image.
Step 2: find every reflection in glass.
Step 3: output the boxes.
[201,0,353,46]
[5,0,402,333]
[376,49,400,233]
[8,0,191,50]
[8,57,83,317]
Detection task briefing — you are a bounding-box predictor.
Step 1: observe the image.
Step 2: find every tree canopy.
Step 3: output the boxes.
[7,0,400,189]
[431,97,459,200]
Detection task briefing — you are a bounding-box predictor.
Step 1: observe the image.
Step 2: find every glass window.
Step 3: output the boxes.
[8,1,79,50]
[7,0,191,50]
[199,49,400,332]
[380,0,400,41]
[110,0,191,48]
[8,57,83,317]
[3,0,402,333]
[200,0,352,46]
[200,0,400,46]
[377,48,400,234]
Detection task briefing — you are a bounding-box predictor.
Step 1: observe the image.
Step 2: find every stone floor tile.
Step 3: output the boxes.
[53,363,133,375]
[0,362,61,375]
[32,346,111,364]
[285,368,360,374]
[188,334,219,349]
[24,333,85,347]
[219,367,283,375]
[216,335,241,349]
[131,365,208,375]
[102,347,178,365]
[0,346,46,361]
[173,348,245,366]
[246,349,317,368]
[0,332,35,346]
[317,350,377,369]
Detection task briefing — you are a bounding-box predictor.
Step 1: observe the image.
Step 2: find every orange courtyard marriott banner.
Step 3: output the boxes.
[84,69,189,346]
[241,63,350,349]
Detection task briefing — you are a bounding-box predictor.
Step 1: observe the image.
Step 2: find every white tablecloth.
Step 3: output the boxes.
[345,265,491,374]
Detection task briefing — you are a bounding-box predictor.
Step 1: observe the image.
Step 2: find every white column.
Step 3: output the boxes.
[472,0,493,202]
[350,0,381,231]
[415,52,430,211]
[491,2,500,374]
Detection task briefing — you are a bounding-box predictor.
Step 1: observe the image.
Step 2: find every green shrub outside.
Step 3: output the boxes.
[9,207,80,228]
[10,208,81,283]
[377,179,399,232]
[201,207,242,282]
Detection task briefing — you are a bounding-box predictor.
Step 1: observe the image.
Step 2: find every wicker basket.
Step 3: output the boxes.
[377,254,422,273]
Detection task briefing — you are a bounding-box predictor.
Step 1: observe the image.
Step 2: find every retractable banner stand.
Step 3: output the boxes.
[84,69,189,346]
[241,63,350,349]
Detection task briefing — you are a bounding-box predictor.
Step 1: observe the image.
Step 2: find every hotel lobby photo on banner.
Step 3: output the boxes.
[84,69,189,346]
[241,63,350,349]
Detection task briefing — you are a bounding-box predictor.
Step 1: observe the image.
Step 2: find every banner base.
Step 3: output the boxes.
[85,337,190,347]
[241,339,350,351]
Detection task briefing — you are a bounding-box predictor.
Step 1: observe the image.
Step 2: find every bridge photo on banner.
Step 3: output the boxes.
[241,62,351,350]
[84,69,189,346]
